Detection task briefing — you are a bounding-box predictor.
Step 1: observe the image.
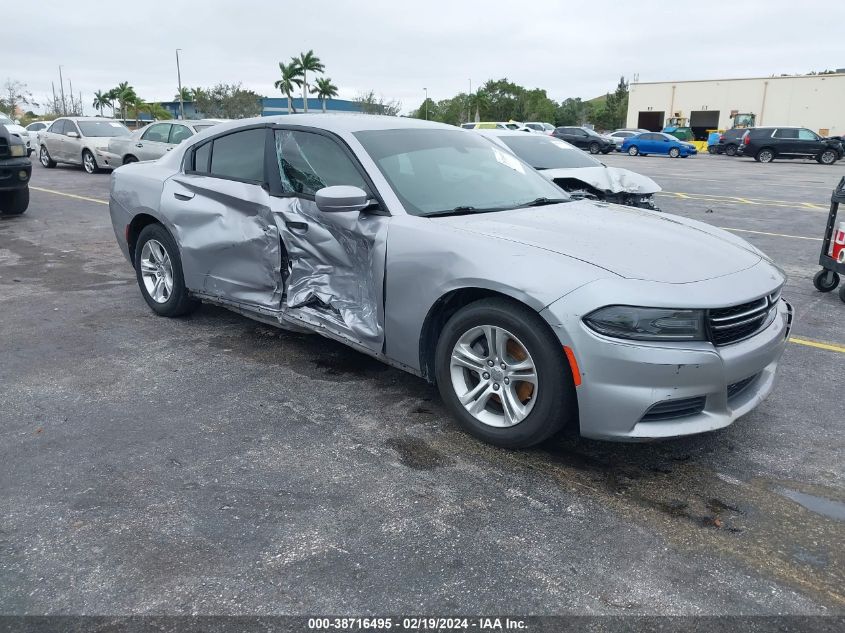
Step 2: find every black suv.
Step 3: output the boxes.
[715,128,747,156]
[0,125,31,215]
[737,126,843,164]
[552,126,614,154]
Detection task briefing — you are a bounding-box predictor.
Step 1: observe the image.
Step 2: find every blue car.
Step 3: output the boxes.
[621,132,698,158]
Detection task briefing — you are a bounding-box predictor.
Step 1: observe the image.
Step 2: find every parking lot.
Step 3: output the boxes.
[1,153,844,615]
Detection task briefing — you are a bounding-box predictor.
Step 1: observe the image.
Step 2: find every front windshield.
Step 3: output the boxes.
[354,128,567,217]
[499,136,601,170]
[77,121,131,137]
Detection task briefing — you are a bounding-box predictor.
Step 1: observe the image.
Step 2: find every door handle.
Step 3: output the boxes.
[136,143,143,148]
[173,191,195,201]
[166,147,173,151]
[285,221,308,233]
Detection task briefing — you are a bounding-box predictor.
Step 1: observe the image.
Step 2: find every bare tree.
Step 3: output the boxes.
[1,79,36,117]
[353,90,401,116]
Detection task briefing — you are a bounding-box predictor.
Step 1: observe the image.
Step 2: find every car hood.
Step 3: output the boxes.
[540,166,661,195]
[3,123,28,137]
[438,201,762,283]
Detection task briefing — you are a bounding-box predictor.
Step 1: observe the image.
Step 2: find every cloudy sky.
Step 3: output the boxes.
[9,0,845,114]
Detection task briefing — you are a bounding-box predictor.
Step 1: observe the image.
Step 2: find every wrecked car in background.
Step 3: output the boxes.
[475,129,661,209]
[109,115,792,448]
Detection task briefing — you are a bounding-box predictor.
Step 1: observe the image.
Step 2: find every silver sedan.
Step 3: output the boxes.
[102,119,223,168]
[108,115,792,447]
[39,117,132,173]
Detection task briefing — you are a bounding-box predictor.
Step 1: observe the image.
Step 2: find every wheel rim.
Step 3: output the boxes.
[821,151,835,164]
[590,144,599,154]
[628,147,637,155]
[139,239,174,304]
[760,150,773,162]
[40,147,50,166]
[83,153,95,173]
[449,325,538,428]
[670,148,679,157]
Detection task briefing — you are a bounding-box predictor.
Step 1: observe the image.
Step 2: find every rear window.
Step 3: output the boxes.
[209,128,266,182]
[498,136,601,169]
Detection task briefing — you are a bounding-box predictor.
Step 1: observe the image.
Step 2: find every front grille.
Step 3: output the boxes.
[727,373,760,400]
[708,289,781,346]
[641,396,707,422]
[0,138,9,159]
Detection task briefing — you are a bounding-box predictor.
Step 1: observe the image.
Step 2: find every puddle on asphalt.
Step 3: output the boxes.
[777,487,845,521]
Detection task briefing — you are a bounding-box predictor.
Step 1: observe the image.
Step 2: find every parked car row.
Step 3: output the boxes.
[708,126,842,164]
[108,114,791,449]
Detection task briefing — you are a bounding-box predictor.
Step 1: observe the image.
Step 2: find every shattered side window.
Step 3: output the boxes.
[275,130,368,196]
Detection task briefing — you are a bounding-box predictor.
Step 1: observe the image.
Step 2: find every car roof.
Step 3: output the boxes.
[63,117,126,122]
[201,113,456,136]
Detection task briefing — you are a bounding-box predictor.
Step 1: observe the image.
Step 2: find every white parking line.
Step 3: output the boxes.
[720,227,822,241]
[30,186,109,205]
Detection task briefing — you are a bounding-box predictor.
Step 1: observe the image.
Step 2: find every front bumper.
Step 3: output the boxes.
[542,276,792,441]
[0,158,32,191]
[95,148,121,169]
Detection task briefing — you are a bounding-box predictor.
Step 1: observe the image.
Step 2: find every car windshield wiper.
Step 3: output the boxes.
[513,197,571,208]
[424,206,499,218]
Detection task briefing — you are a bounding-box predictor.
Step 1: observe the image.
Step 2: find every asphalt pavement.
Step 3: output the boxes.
[1,154,843,615]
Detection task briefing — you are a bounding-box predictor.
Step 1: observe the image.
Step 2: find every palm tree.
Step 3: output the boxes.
[114,82,137,121]
[467,90,489,123]
[174,87,193,102]
[294,50,324,113]
[92,90,110,117]
[274,61,303,114]
[314,77,338,113]
[106,88,119,118]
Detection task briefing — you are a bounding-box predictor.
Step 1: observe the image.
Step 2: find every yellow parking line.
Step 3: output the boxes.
[789,337,845,354]
[30,186,108,205]
[720,227,822,241]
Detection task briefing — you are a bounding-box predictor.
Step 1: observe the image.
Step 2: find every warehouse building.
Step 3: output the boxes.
[626,72,845,140]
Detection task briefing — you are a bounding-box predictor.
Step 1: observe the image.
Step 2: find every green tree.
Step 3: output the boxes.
[295,50,324,113]
[467,90,490,122]
[193,83,262,119]
[274,61,303,114]
[599,76,629,130]
[413,97,438,121]
[1,79,35,118]
[113,82,137,121]
[314,77,338,112]
[555,97,590,126]
[92,90,110,117]
[482,78,524,121]
[521,88,557,123]
[174,87,194,102]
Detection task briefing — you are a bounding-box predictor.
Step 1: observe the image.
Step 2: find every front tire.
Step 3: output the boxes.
[819,149,838,165]
[0,187,29,215]
[134,224,200,317]
[434,298,577,448]
[627,145,639,156]
[82,150,99,174]
[588,142,600,154]
[123,155,139,164]
[39,146,56,168]
[814,270,840,293]
[669,147,681,158]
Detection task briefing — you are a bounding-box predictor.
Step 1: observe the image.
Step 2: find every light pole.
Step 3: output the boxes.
[176,49,185,120]
[424,87,428,120]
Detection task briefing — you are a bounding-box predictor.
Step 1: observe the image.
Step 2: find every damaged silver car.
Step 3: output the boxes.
[109,115,793,448]
[477,129,661,209]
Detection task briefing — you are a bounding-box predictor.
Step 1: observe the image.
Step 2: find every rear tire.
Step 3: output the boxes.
[627,145,639,156]
[39,146,56,168]
[123,155,139,164]
[434,298,577,448]
[707,146,717,154]
[756,148,775,163]
[840,284,845,304]
[725,144,738,156]
[813,270,840,293]
[0,187,29,215]
[134,224,200,317]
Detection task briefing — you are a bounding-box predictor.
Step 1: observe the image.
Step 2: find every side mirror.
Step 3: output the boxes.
[67,131,79,138]
[315,185,371,213]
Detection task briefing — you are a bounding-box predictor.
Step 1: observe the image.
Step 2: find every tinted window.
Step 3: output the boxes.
[27,122,47,131]
[498,136,601,169]
[77,121,130,137]
[354,128,566,217]
[49,120,66,134]
[193,124,215,132]
[142,123,171,142]
[274,130,367,196]
[193,141,211,172]
[774,128,798,139]
[169,125,192,144]
[209,128,266,182]
[798,129,818,141]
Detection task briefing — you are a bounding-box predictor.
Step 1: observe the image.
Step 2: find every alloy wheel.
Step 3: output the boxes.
[139,239,173,304]
[83,152,96,173]
[820,150,836,165]
[39,147,50,167]
[449,325,538,428]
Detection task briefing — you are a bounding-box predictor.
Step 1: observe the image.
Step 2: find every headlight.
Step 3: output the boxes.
[9,144,25,157]
[584,305,706,341]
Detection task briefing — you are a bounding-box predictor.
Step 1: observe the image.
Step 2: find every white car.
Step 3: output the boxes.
[476,129,661,209]
[101,119,223,168]
[608,128,649,151]
[38,117,132,174]
[25,121,49,151]
[524,122,555,134]
[1,114,31,156]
